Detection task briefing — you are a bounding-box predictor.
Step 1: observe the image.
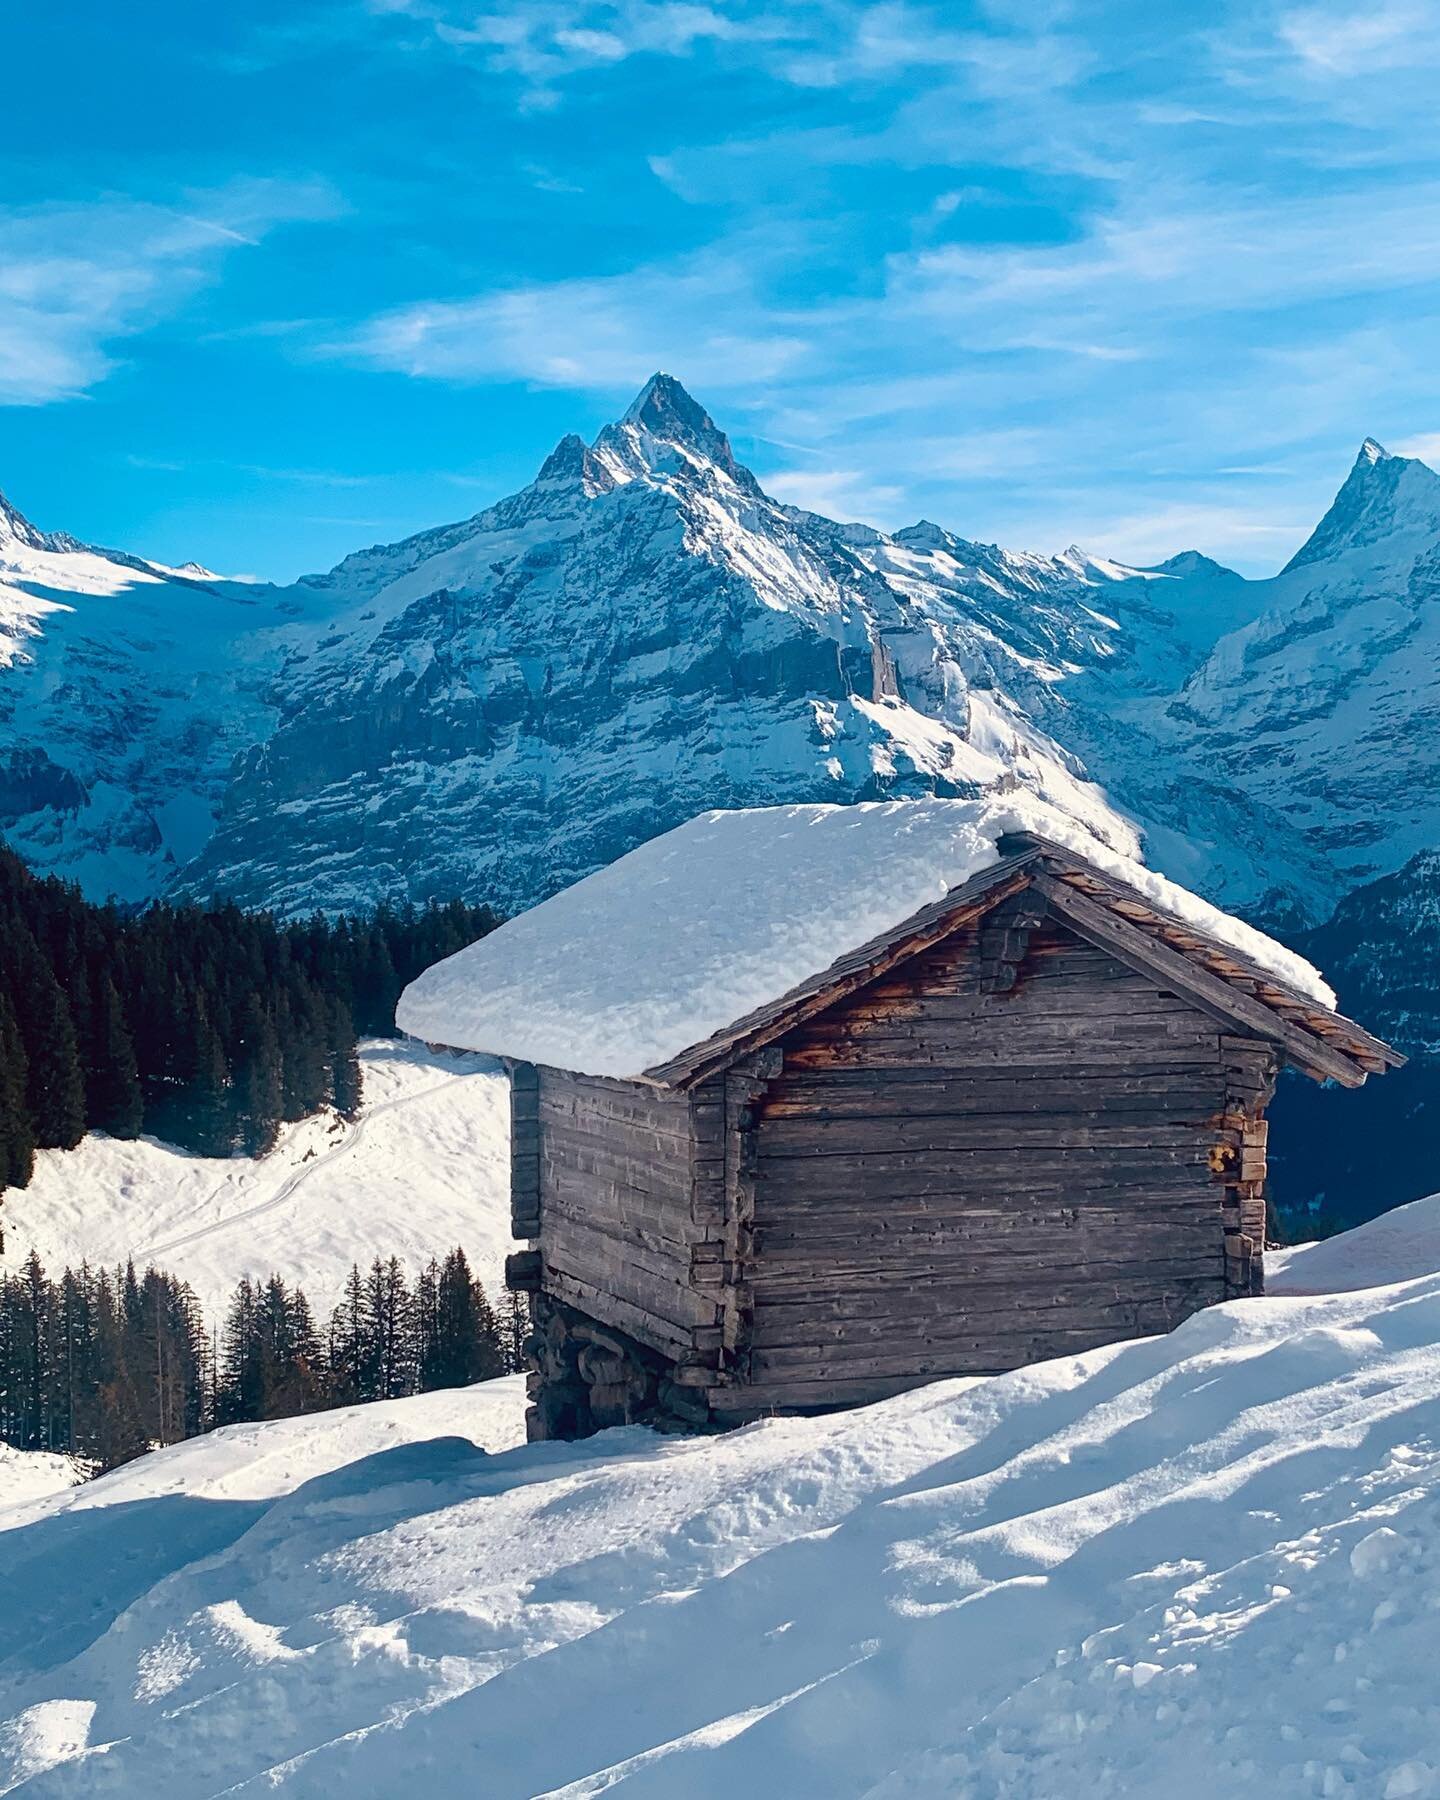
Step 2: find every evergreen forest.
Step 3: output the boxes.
[0,845,499,1188]
[0,1246,525,1469]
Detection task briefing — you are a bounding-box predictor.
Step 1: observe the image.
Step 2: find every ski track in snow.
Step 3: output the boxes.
[3,1270,1440,1797]
[0,1040,516,1320]
[133,1073,464,1267]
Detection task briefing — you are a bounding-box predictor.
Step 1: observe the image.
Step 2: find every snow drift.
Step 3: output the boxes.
[1270,1191,1440,1295]
[397,795,1334,1080]
[3,1270,1439,1796]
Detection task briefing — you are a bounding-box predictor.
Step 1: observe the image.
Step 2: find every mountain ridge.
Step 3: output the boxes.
[0,378,1433,933]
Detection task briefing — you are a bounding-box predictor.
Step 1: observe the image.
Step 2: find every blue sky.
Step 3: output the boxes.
[3,0,1440,579]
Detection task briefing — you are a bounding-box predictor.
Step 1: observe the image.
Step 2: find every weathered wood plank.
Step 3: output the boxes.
[1034,876,1367,1087]
[757,1116,1232,1156]
[542,1264,705,1354]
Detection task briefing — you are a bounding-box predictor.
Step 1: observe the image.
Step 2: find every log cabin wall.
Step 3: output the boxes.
[719,911,1273,1417]
[529,1066,708,1353]
[514,1066,730,1437]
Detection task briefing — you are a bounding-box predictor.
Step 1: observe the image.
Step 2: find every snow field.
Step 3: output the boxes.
[0,1040,515,1321]
[2,1274,1440,1795]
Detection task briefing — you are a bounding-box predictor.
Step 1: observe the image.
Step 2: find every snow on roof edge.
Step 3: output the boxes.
[396,798,1336,1082]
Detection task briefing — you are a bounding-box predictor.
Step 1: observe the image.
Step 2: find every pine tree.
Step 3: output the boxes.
[85,977,143,1138]
[364,1257,417,1401]
[421,1248,504,1389]
[327,998,363,1121]
[11,930,85,1150]
[89,1267,150,1470]
[182,1014,233,1157]
[498,1286,530,1375]
[327,1264,370,1406]
[0,992,35,1192]
[216,1277,263,1424]
[233,998,283,1158]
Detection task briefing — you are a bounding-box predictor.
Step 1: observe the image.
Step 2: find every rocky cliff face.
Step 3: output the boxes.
[175,374,1215,916]
[2,382,1433,932]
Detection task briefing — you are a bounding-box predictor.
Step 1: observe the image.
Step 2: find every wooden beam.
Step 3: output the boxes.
[1033,876,1368,1088]
[509,1060,541,1237]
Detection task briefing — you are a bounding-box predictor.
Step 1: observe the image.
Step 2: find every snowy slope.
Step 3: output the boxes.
[3,1279,1440,1796]
[0,1041,513,1319]
[0,489,337,902]
[3,384,1432,931]
[0,1448,85,1515]
[398,795,1332,1079]
[1270,1192,1440,1294]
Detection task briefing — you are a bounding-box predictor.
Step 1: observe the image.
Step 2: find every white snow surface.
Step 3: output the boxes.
[397,795,1335,1079]
[0,1040,514,1320]
[0,1448,85,1515]
[1270,1192,1440,1295]
[3,1278,1440,1796]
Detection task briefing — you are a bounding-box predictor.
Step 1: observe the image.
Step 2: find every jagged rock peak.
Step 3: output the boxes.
[609,372,755,489]
[535,431,616,497]
[894,520,952,549]
[0,486,47,551]
[1282,436,1440,574]
[622,371,717,442]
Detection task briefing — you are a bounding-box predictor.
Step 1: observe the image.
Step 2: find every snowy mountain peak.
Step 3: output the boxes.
[1149,550,1239,580]
[607,372,755,490]
[1281,438,1440,574]
[0,486,50,552]
[534,432,617,498]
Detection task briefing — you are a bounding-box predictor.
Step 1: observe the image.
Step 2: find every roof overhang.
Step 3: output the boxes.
[639,833,1404,1091]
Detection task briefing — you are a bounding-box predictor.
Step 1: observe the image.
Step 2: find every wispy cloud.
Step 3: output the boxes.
[0,179,341,406]
[1392,433,1440,468]
[1276,0,1436,74]
[338,248,811,388]
[763,466,905,520]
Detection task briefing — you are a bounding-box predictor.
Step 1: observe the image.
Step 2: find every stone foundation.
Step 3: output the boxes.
[523,1293,717,1441]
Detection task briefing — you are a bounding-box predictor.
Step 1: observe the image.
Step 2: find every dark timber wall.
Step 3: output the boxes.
[734,917,1271,1415]
[511,903,1279,1440]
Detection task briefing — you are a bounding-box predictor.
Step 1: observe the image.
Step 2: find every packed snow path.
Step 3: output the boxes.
[0,1041,514,1318]
[3,1275,1440,1797]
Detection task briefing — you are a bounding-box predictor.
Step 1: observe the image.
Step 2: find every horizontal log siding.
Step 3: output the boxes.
[744,923,1235,1404]
[535,1067,713,1355]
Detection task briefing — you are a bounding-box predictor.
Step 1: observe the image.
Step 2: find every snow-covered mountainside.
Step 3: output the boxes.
[0,377,1302,922]
[177,375,1171,917]
[1154,440,1440,903]
[0,1040,513,1319]
[4,1260,1440,1796]
[0,490,339,902]
[3,380,1435,932]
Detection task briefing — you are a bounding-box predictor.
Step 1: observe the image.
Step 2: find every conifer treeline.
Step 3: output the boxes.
[0,1247,525,1470]
[0,846,499,1188]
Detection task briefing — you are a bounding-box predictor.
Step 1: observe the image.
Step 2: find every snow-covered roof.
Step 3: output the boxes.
[396,796,1377,1085]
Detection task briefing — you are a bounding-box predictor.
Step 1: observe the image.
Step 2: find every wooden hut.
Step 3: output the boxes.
[397,807,1401,1441]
